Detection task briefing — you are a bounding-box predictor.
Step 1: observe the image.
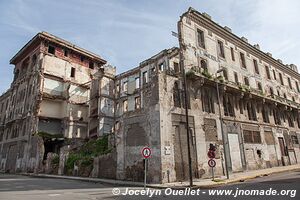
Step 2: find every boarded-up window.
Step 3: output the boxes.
[264,131,275,145]
[243,130,261,144]
[204,118,218,141]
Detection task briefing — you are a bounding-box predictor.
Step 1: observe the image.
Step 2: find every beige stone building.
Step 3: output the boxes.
[0,32,106,173]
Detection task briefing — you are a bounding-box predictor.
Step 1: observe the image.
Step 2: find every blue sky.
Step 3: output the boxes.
[0,0,299,94]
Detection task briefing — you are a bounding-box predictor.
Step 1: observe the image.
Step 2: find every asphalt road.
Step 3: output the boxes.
[0,170,299,200]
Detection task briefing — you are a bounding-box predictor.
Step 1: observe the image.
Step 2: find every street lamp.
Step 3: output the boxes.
[215,67,230,179]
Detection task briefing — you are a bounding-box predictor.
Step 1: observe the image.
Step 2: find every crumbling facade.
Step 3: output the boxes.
[0,32,106,173]
[1,7,300,184]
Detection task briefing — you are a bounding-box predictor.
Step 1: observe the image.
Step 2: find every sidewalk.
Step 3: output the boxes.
[20,164,300,189]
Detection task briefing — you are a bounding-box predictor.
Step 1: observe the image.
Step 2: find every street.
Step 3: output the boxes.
[0,170,299,200]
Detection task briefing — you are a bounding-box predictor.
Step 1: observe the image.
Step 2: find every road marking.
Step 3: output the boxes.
[48,194,61,197]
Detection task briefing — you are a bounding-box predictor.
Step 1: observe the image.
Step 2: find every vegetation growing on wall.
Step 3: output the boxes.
[65,135,112,176]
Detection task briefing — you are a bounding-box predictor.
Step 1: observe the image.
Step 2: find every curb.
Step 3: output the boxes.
[18,165,300,190]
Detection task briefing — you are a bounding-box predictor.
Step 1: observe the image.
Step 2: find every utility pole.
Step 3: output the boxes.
[177,21,193,188]
[215,68,230,179]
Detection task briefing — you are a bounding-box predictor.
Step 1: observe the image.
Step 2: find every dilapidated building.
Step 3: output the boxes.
[0,32,106,173]
[1,7,300,184]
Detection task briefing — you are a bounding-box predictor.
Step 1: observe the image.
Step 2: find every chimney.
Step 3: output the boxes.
[266,52,272,57]
[202,12,212,20]
[253,44,260,50]
[277,59,283,64]
[241,37,248,43]
[224,26,232,32]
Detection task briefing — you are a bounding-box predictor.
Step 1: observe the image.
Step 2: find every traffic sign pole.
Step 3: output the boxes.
[144,158,147,189]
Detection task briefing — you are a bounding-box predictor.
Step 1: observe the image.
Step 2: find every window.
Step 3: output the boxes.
[287,115,294,127]
[277,90,280,96]
[273,69,276,80]
[143,71,148,84]
[240,52,246,68]
[197,29,205,48]
[48,45,55,54]
[265,66,271,79]
[89,61,94,69]
[200,60,207,71]
[64,48,68,57]
[243,130,261,144]
[230,47,235,61]
[288,77,292,89]
[122,81,128,92]
[284,93,287,99]
[234,72,239,84]
[223,94,235,117]
[202,87,215,113]
[32,54,37,65]
[257,82,262,91]
[247,102,257,121]
[135,96,141,109]
[273,109,281,125]
[253,59,259,74]
[269,87,274,96]
[262,106,270,123]
[223,69,228,81]
[70,67,76,78]
[159,63,165,71]
[135,77,140,89]
[244,77,249,86]
[291,135,299,145]
[123,100,128,112]
[296,81,300,93]
[173,81,181,107]
[217,40,225,58]
[80,55,85,62]
[279,73,284,85]
[174,62,180,73]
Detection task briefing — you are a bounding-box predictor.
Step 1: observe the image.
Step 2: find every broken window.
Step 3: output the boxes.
[89,61,94,69]
[223,94,235,117]
[287,115,294,127]
[269,87,274,96]
[279,73,284,85]
[159,63,165,71]
[174,62,180,73]
[123,100,128,112]
[230,47,235,61]
[262,106,270,123]
[243,130,261,144]
[200,59,208,72]
[143,71,148,84]
[247,102,257,121]
[122,81,128,92]
[70,67,76,78]
[265,66,271,79]
[197,29,205,49]
[135,96,141,109]
[288,77,292,89]
[273,109,281,125]
[64,48,68,57]
[253,59,259,74]
[135,77,140,89]
[244,77,249,86]
[234,72,239,84]
[217,40,225,58]
[223,68,228,81]
[48,45,55,55]
[291,135,299,145]
[202,87,215,113]
[173,81,181,107]
[257,82,262,91]
[240,52,246,68]
[80,55,85,62]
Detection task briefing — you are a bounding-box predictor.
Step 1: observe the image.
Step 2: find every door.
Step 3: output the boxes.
[174,124,197,181]
[5,144,18,173]
[228,133,243,172]
[278,137,287,166]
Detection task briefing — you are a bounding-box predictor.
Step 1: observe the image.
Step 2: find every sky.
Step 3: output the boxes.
[0,0,299,94]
